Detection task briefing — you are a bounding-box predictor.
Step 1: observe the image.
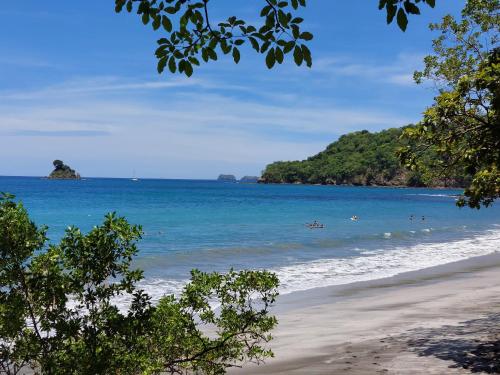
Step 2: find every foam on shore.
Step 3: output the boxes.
[133,229,500,307]
[274,228,500,295]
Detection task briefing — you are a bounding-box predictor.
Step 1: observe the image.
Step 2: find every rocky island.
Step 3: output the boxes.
[239,176,259,183]
[217,174,237,182]
[48,160,81,180]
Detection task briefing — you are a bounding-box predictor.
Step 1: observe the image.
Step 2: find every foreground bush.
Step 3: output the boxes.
[0,193,278,375]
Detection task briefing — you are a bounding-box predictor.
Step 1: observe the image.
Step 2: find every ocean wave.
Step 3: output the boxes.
[274,229,500,295]
[133,227,461,268]
[120,229,500,310]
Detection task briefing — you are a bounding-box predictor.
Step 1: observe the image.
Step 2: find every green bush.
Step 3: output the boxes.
[0,193,278,375]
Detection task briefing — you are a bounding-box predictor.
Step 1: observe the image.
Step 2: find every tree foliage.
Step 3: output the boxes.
[399,0,499,208]
[114,0,436,76]
[0,193,278,374]
[260,127,467,187]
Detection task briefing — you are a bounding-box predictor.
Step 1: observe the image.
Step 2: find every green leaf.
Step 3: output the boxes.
[202,48,209,62]
[283,41,295,53]
[152,16,161,30]
[157,57,167,74]
[168,57,176,73]
[249,37,260,52]
[188,57,200,66]
[397,8,408,31]
[266,48,276,69]
[293,45,303,66]
[386,4,397,24]
[404,1,420,15]
[260,41,271,53]
[162,16,172,32]
[232,48,241,64]
[260,5,272,17]
[300,31,313,41]
[275,47,284,64]
[115,1,124,13]
[184,61,193,77]
[207,48,218,61]
[301,44,312,67]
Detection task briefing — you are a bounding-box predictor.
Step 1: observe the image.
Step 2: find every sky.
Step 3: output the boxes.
[0,1,465,179]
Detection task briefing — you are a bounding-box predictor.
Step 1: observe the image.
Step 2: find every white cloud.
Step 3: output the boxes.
[0,75,417,178]
[313,52,424,86]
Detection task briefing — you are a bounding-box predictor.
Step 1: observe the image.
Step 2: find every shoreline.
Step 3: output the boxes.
[256,181,466,190]
[231,252,500,374]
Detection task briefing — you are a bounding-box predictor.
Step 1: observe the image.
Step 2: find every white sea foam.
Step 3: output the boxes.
[274,229,500,295]
[115,229,500,309]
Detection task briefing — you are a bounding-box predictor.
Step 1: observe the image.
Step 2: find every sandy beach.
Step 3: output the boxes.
[231,253,500,374]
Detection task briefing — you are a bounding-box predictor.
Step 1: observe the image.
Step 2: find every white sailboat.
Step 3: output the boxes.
[131,170,139,182]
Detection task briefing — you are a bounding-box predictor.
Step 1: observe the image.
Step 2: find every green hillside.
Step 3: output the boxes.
[260,127,467,187]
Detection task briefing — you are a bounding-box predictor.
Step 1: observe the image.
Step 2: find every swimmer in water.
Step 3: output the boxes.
[306,220,325,229]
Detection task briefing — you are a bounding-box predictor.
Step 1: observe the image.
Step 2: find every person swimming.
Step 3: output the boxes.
[306,220,325,229]
[350,215,359,221]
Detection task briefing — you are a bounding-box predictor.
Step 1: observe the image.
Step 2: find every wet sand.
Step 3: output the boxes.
[231,252,500,374]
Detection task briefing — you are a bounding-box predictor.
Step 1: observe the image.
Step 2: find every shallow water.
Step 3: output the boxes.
[2,176,499,303]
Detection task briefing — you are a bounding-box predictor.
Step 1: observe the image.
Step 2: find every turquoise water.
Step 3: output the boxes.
[2,176,500,302]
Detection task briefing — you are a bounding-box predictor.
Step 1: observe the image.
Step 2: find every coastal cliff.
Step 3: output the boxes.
[260,127,468,187]
[48,160,81,180]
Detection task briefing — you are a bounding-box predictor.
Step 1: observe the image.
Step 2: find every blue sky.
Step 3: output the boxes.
[0,1,464,179]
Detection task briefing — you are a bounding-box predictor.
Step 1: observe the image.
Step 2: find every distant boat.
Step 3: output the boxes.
[131,170,139,182]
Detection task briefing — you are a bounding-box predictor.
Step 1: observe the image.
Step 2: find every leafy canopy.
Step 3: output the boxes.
[0,193,279,374]
[260,127,468,187]
[114,0,436,76]
[399,0,500,208]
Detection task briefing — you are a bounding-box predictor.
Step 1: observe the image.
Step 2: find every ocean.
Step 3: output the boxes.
[2,176,500,304]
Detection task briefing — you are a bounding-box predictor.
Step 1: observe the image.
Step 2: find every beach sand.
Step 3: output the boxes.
[231,253,500,374]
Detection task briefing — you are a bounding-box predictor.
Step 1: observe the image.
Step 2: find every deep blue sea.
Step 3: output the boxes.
[2,176,500,303]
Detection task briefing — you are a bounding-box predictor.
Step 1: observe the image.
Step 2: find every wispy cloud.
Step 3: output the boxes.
[0,56,59,69]
[314,53,424,86]
[0,74,417,177]
[0,76,205,100]
[7,130,110,137]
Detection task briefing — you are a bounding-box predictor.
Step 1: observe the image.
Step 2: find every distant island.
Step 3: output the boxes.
[48,160,81,180]
[260,127,468,187]
[240,176,260,183]
[217,174,237,182]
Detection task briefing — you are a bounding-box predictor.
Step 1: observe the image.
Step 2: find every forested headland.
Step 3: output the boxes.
[260,127,469,188]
